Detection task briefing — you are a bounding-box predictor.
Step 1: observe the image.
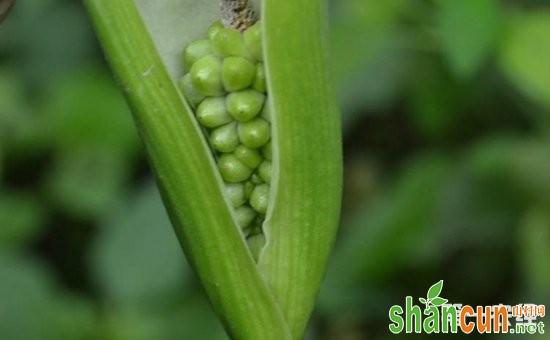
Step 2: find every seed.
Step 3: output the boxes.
[210,26,252,59]
[243,21,263,61]
[196,97,232,128]
[258,160,272,183]
[253,63,266,93]
[244,180,255,199]
[261,141,272,160]
[177,74,205,109]
[190,55,225,96]
[235,205,257,232]
[218,154,254,183]
[207,21,224,41]
[227,90,265,122]
[225,183,246,207]
[259,101,271,122]
[250,183,269,214]
[247,233,266,262]
[183,39,213,72]
[234,145,263,169]
[222,57,256,92]
[210,122,239,153]
[238,118,270,148]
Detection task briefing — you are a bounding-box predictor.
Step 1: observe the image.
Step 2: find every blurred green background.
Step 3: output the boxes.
[0,0,549,339]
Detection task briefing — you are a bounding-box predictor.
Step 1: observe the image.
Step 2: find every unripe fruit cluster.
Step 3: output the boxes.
[178,21,270,247]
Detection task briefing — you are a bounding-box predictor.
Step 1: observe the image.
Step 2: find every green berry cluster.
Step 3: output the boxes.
[178,21,269,255]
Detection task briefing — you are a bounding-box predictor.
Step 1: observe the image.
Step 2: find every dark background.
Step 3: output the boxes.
[0,0,549,339]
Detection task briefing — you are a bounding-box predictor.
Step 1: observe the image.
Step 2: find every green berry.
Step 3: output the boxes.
[234,145,262,169]
[250,184,270,214]
[258,160,272,183]
[218,154,253,183]
[253,63,266,93]
[210,122,239,153]
[207,21,224,41]
[222,57,256,92]
[227,90,265,122]
[183,39,213,71]
[210,27,252,59]
[259,101,271,122]
[244,180,255,199]
[196,97,232,128]
[238,118,270,148]
[235,205,257,231]
[225,183,246,207]
[247,233,266,262]
[261,141,272,160]
[190,55,225,96]
[177,74,205,108]
[250,173,263,185]
[243,21,263,61]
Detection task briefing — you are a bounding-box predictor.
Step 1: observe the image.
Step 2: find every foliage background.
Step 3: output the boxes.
[0,0,549,339]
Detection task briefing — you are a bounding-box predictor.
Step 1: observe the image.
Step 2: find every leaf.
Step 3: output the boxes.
[427,280,444,299]
[519,207,550,300]
[419,297,427,304]
[500,11,550,109]
[0,253,96,340]
[43,70,139,156]
[45,149,130,219]
[437,0,500,79]
[431,297,449,306]
[0,191,46,247]
[90,182,190,308]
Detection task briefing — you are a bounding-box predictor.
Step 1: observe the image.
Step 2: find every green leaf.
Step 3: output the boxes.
[427,280,444,300]
[0,192,46,247]
[419,297,427,304]
[500,11,550,109]
[0,254,96,340]
[45,149,130,219]
[431,297,448,306]
[90,182,190,308]
[519,207,550,300]
[43,70,139,156]
[437,0,500,79]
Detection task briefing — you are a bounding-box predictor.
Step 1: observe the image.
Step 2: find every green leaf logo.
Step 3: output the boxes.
[431,297,449,307]
[427,280,444,299]
[421,280,448,309]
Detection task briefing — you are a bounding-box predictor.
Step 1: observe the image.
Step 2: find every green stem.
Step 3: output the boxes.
[84,1,291,339]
